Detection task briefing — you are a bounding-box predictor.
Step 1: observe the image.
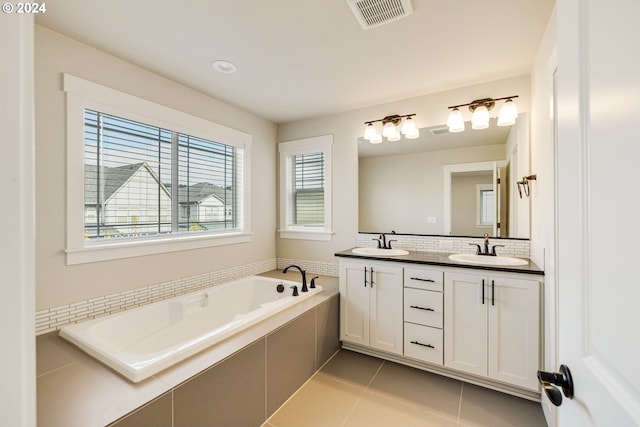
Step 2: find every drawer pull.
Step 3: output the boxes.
[410,277,435,283]
[410,340,435,349]
[409,305,434,312]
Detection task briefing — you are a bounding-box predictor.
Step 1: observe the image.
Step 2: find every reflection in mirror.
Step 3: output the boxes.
[358,113,529,238]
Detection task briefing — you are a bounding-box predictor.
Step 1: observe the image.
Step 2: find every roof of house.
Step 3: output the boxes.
[84,163,230,206]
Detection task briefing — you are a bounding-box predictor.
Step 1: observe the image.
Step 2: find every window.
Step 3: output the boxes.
[65,74,251,264]
[477,184,495,227]
[279,135,332,240]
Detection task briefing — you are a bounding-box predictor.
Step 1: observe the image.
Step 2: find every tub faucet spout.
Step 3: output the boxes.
[283,264,308,292]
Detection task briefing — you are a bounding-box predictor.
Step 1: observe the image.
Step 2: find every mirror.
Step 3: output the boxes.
[358,113,529,238]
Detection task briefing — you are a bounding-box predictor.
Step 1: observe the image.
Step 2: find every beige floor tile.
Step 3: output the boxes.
[459,383,547,427]
[268,373,364,427]
[344,391,459,427]
[367,361,462,422]
[319,349,384,389]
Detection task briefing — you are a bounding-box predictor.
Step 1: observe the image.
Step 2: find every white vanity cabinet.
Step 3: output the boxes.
[444,271,541,391]
[339,260,403,355]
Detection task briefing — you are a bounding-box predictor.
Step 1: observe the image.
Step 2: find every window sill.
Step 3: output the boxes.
[66,232,252,265]
[278,230,333,241]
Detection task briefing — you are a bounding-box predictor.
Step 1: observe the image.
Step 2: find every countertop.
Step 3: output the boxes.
[335,248,544,276]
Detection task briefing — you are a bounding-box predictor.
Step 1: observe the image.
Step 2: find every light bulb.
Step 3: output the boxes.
[447,108,465,133]
[471,105,490,130]
[401,117,418,135]
[382,121,397,138]
[405,128,420,139]
[369,132,383,144]
[387,130,401,141]
[363,123,377,140]
[497,99,518,126]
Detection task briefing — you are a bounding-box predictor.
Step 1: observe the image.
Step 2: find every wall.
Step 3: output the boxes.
[1,13,36,427]
[277,75,531,263]
[35,26,278,310]
[528,6,557,425]
[359,145,504,234]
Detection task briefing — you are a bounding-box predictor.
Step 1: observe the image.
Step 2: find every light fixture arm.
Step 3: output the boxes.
[363,113,416,126]
[447,95,519,111]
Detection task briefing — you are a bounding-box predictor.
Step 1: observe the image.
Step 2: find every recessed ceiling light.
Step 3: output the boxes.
[211,60,237,74]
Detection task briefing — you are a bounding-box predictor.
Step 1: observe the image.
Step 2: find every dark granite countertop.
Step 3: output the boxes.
[335,248,544,276]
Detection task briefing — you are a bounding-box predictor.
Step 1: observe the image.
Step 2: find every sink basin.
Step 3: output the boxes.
[352,247,409,256]
[448,253,528,267]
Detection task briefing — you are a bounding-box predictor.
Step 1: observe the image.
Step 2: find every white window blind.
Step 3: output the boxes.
[479,188,495,225]
[84,109,242,241]
[292,152,324,226]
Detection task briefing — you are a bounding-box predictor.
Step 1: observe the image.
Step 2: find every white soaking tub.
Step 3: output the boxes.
[59,275,322,382]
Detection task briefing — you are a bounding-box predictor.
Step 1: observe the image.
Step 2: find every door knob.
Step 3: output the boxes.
[537,365,574,406]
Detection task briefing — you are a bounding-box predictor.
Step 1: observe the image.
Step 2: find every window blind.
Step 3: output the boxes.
[84,109,241,240]
[292,152,324,225]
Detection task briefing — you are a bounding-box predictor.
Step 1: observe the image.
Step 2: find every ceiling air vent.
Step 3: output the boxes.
[347,0,414,29]
[429,126,451,136]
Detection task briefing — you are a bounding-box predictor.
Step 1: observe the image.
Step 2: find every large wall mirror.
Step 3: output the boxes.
[358,113,530,238]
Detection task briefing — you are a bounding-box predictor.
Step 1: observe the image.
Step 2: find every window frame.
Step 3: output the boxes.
[476,183,495,228]
[278,135,333,241]
[64,74,252,265]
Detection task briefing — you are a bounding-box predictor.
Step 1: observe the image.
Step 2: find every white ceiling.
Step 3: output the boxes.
[35,0,554,124]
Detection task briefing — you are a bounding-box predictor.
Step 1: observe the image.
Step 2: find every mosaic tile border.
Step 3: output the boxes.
[35,258,277,335]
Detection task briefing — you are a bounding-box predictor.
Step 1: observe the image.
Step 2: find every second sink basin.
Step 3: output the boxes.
[352,247,409,256]
[448,253,528,267]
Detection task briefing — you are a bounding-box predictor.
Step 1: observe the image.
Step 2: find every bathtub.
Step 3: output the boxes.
[59,275,322,382]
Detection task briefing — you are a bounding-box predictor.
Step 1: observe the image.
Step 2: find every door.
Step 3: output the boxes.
[555,0,640,424]
[339,261,370,346]
[369,263,403,354]
[488,276,540,391]
[444,272,488,376]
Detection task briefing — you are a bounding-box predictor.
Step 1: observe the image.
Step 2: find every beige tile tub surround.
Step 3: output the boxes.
[266,350,547,427]
[37,272,339,427]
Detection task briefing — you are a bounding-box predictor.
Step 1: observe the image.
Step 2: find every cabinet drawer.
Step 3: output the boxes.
[404,288,443,328]
[404,323,443,365]
[404,267,443,291]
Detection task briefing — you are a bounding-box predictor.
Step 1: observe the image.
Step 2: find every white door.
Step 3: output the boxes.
[554,0,640,424]
[444,272,488,376]
[369,263,403,355]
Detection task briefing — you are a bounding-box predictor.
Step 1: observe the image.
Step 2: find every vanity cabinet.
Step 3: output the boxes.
[339,260,403,355]
[444,271,541,391]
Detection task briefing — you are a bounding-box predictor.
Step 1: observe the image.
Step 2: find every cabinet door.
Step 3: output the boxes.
[339,261,370,346]
[369,263,403,355]
[444,272,488,376]
[487,276,540,391]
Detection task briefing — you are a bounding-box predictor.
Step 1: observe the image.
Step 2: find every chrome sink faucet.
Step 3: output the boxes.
[469,233,504,256]
[283,264,308,292]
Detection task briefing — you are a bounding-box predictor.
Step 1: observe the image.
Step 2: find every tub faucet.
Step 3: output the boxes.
[283,265,308,292]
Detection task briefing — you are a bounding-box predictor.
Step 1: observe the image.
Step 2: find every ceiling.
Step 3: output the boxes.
[35,0,554,124]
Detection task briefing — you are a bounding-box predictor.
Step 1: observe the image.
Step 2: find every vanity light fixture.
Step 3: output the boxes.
[363,114,419,144]
[446,96,519,132]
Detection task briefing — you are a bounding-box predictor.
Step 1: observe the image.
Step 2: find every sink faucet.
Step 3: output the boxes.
[283,265,308,292]
[469,233,504,256]
[373,231,397,249]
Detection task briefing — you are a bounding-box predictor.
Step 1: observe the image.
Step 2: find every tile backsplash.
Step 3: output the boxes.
[357,233,531,257]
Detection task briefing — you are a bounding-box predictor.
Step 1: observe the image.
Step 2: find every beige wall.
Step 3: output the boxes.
[35,26,278,309]
[451,172,493,236]
[277,75,531,263]
[359,145,504,234]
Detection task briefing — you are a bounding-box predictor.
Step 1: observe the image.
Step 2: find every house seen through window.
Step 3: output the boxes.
[84,109,241,240]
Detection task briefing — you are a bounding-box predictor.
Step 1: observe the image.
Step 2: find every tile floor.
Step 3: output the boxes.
[263,350,547,427]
